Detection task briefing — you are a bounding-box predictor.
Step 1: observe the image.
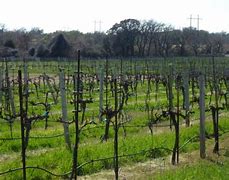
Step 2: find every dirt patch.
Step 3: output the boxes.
[0,148,56,163]
[0,153,18,163]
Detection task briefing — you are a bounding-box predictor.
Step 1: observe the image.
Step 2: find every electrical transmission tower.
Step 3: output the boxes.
[93,20,103,32]
[187,14,202,30]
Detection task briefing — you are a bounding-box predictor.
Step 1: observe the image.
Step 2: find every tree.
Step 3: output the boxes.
[103,35,113,56]
[140,20,164,57]
[157,25,174,56]
[29,27,43,35]
[211,32,225,55]
[108,19,140,57]
[182,28,201,56]
[81,32,107,58]
[0,24,5,45]
[171,30,187,56]
[16,28,31,51]
[0,19,228,58]
[48,33,71,57]
[136,20,160,57]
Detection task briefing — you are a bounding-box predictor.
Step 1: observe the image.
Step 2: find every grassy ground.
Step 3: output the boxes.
[0,58,228,179]
[79,132,229,180]
[0,113,228,179]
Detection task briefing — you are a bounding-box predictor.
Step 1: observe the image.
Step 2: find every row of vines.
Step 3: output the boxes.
[0,54,229,179]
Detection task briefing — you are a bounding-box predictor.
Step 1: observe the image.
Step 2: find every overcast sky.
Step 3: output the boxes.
[1,0,229,33]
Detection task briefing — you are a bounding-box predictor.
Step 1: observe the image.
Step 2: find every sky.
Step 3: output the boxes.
[0,0,229,33]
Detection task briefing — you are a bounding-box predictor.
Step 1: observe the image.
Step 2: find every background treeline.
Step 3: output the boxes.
[0,18,229,59]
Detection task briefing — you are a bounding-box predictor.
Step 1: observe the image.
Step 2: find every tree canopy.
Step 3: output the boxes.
[0,18,228,58]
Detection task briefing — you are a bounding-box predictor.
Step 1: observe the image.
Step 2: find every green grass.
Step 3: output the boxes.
[0,115,229,179]
[0,57,229,179]
[155,160,229,180]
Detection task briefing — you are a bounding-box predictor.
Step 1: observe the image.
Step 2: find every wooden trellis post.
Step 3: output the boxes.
[171,74,181,165]
[59,69,71,149]
[99,67,104,121]
[72,50,81,180]
[183,73,190,127]
[0,69,2,109]
[23,59,30,116]
[44,74,58,104]
[5,60,10,112]
[114,78,119,180]
[212,56,219,153]
[7,71,16,118]
[18,70,26,180]
[12,67,15,89]
[199,73,206,158]
[4,61,16,124]
[23,59,29,95]
[103,57,109,141]
[168,67,174,129]
[176,75,180,164]
[42,73,47,95]
[168,67,173,104]
[134,61,138,103]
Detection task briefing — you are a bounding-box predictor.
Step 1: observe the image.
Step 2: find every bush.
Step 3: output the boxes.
[4,39,15,49]
[36,44,49,58]
[28,47,35,56]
